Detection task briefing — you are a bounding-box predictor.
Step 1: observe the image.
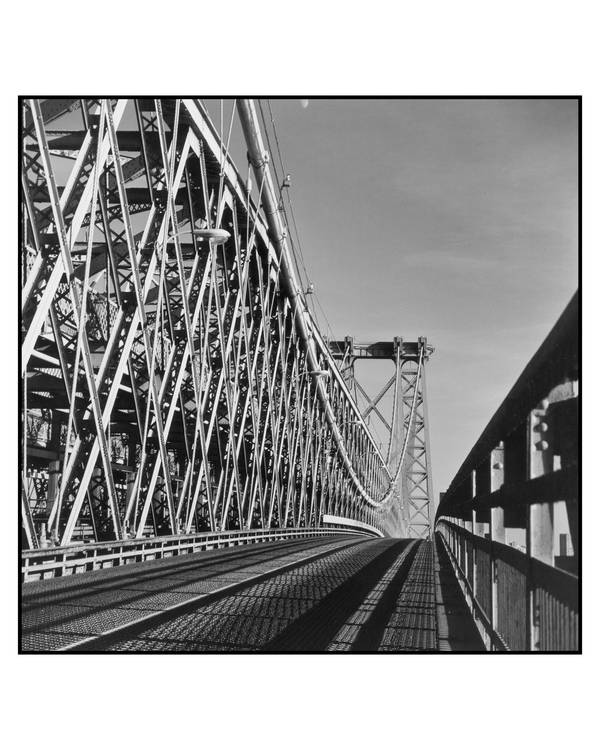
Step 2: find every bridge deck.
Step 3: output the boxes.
[21,535,483,652]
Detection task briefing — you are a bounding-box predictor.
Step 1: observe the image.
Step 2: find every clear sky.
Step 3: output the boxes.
[248,98,578,498]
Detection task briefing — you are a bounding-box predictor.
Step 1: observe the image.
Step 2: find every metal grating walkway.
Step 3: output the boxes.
[22,535,487,652]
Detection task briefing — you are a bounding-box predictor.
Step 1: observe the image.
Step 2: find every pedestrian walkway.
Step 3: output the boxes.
[434,534,485,652]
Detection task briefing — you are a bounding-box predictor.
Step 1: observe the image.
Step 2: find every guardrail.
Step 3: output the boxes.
[436,292,579,651]
[437,520,578,650]
[21,526,372,582]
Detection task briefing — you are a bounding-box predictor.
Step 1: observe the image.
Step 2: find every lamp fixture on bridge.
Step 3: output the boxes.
[165,227,231,246]
[138,227,231,256]
[308,370,330,379]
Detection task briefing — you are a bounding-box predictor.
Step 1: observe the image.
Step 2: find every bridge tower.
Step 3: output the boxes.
[330,337,435,538]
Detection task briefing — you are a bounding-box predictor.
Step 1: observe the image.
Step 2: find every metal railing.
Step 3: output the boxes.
[436,292,579,651]
[437,520,578,650]
[21,526,373,582]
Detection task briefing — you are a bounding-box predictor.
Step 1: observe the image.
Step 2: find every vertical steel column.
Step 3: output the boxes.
[402,339,435,539]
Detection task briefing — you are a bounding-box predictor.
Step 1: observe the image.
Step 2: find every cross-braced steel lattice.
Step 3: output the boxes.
[330,338,435,538]
[20,98,434,549]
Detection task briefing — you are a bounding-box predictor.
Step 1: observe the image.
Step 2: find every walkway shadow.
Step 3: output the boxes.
[21,536,349,649]
[263,540,412,652]
[434,534,485,652]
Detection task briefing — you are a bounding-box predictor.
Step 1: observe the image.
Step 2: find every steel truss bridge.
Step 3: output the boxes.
[20,98,579,653]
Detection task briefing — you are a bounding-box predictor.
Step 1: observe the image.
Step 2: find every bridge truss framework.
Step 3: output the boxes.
[20,97,435,549]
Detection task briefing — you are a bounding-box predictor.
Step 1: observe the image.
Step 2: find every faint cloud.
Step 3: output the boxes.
[300,99,309,109]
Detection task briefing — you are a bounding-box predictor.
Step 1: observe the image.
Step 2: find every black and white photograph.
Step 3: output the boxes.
[4,4,596,748]
[19,96,579,654]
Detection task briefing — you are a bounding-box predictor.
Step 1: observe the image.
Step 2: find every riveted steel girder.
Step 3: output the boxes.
[20,98,429,549]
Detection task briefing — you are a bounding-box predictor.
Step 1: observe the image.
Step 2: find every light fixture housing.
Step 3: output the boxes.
[165,227,231,245]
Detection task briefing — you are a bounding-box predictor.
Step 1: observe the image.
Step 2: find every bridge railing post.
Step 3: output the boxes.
[489,443,505,650]
[526,402,555,651]
[469,470,478,606]
[435,294,578,652]
[464,512,473,592]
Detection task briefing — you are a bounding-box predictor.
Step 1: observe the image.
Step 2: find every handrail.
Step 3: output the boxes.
[437,519,578,651]
[435,291,579,651]
[21,526,373,582]
[437,291,578,520]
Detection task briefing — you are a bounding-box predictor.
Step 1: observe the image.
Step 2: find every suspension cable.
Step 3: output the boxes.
[260,99,338,343]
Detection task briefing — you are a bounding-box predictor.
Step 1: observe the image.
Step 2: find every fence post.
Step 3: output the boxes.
[470,470,478,600]
[490,444,505,649]
[527,403,554,650]
[464,505,473,591]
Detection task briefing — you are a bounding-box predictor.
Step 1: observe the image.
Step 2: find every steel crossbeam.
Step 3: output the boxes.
[21,97,434,550]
